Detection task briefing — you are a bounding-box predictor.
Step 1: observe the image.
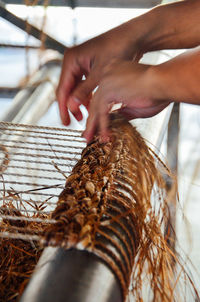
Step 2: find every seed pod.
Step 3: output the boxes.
[103,144,111,155]
[78,234,92,249]
[82,197,92,207]
[85,181,95,196]
[90,207,97,215]
[98,155,106,166]
[60,215,69,225]
[111,150,120,162]
[103,176,109,185]
[91,192,101,204]
[66,173,79,184]
[74,213,84,226]
[80,224,92,237]
[76,189,86,200]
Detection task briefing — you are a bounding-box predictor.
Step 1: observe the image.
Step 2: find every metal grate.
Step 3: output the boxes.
[0,121,86,240]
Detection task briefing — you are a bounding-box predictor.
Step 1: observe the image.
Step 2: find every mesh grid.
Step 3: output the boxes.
[0,121,86,240]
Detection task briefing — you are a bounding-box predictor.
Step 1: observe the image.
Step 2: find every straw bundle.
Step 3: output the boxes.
[0,202,49,301]
[43,114,198,301]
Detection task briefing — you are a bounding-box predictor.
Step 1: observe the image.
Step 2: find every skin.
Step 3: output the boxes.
[56,0,200,142]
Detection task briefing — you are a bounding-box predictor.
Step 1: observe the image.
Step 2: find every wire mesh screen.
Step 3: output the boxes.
[0,121,86,241]
[0,118,199,302]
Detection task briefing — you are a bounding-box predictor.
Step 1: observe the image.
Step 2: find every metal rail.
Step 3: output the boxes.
[0,60,61,124]
[0,0,66,54]
[4,0,161,8]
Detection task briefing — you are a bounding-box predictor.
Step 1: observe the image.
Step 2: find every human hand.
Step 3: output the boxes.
[56,23,143,125]
[83,60,170,142]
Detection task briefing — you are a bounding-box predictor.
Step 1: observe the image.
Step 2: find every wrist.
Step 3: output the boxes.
[124,6,161,55]
[144,64,169,101]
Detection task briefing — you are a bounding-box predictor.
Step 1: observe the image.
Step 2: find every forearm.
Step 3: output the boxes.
[124,0,200,53]
[149,47,200,104]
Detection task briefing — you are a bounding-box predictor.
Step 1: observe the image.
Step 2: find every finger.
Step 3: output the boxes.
[56,51,83,125]
[67,75,97,122]
[99,105,110,143]
[118,107,137,120]
[65,96,81,121]
[71,74,98,108]
[57,75,74,125]
[83,111,98,143]
[67,92,92,122]
[69,101,83,122]
[82,94,99,143]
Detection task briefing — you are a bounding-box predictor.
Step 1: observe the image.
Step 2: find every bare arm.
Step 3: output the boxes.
[151,47,200,104]
[137,0,200,52]
[83,47,200,142]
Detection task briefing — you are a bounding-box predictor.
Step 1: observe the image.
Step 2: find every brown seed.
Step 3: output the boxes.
[76,189,86,200]
[91,192,101,204]
[78,234,91,249]
[103,144,111,155]
[98,155,106,166]
[74,213,84,226]
[85,181,95,196]
[82,197,92,207]
[66,173,79,184]
[111,150,120,162]
[90,207,97,215]
[81,224,92,236]
[103,176,109,185]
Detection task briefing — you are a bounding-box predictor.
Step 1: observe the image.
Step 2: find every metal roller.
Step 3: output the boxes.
[20,247,122,302]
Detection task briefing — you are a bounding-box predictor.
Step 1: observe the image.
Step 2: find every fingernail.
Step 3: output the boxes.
[76,111,83,121]
[83,131,92,143]
[72,96,81,104]
[62,115,70,126]
[82,130,88,140]
[100,134,110,143]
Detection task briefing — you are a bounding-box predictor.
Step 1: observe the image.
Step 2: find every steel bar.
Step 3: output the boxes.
[0,61,61,125]
[20,248,122,302]
[0,87,20,98]
[0,43,39,49]
[0,88,34,121]
[165,102,180,252]
[4,0,161,8]
[0,0,66,54]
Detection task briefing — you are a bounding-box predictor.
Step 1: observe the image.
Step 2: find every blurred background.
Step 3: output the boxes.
[0,0,200,299]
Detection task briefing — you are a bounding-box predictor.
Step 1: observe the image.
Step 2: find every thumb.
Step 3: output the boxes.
[118,107,137,120]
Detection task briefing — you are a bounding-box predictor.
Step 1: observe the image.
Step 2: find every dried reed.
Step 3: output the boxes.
[0,114,198,301]
[43,114,199,301]
[0,201,49,301]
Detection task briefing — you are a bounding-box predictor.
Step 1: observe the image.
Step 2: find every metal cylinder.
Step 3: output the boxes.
[0,60,61,125]
[20,247,122,302]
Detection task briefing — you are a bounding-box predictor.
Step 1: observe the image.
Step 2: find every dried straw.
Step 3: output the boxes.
[0,201,50,301]
[0,114,199,301]
[43,114,199,301]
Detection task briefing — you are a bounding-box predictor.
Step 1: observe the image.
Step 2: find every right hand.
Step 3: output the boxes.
[83,59,171,142]
[56,23,142,125]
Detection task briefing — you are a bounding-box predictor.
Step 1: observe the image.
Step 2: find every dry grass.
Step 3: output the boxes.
[0,114,199,301]
[43,114,199,301]
[0,201,49,301]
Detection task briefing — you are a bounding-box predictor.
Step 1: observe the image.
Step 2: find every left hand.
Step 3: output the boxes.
[83,60,170,142]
